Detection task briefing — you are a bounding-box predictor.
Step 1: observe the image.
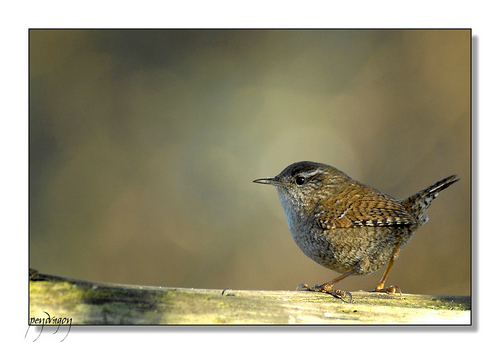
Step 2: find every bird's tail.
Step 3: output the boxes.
[400,174,459,226]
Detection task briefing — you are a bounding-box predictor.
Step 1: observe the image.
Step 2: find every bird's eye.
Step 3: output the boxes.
[296,176,306,185]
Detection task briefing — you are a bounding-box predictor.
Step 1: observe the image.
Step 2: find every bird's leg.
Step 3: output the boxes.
[297,258,370,302]
[372,246,402,294]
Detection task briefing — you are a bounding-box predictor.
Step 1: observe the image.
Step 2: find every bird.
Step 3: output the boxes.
[253,161,459,301]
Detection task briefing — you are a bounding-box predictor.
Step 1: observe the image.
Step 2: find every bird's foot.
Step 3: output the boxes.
[296,283,353,303]
[371,285,402,295]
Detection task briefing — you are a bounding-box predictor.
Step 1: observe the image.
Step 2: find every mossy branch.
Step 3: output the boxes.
[29,270,470,325]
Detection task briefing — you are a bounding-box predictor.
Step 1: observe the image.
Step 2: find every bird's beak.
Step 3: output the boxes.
[253,177,280,186]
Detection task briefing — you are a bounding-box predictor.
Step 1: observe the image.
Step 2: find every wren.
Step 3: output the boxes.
[254,161,458,301]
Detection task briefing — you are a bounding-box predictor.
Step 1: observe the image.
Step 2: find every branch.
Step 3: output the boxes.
[29,270,470,325]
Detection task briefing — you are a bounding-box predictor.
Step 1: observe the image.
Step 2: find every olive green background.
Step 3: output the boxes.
[30,29,470,295]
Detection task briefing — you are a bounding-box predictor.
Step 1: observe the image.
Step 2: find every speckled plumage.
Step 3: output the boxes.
[254,161,458,298]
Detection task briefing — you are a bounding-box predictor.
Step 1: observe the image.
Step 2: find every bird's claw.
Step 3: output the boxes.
[372,285,402,295]
[296,283,353,303]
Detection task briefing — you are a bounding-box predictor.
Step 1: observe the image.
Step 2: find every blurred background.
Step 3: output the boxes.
[30,29,470,295]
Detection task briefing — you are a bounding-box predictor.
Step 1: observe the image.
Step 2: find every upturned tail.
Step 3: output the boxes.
[400,174,459,226]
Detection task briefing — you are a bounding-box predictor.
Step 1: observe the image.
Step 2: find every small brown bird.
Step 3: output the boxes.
[254,161,458,301]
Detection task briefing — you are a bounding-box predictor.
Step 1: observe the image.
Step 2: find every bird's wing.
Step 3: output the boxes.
[314,192,416,230]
